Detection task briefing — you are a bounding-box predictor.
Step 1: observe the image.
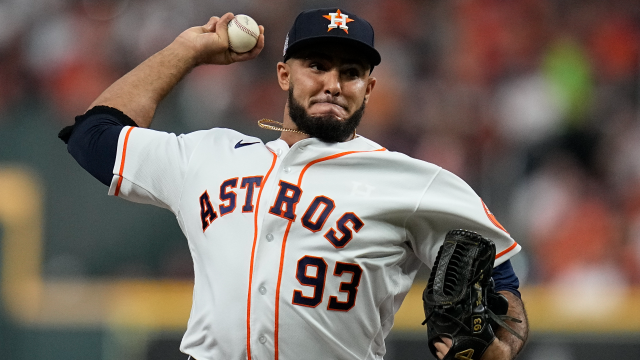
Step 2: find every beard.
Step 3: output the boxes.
[288,87,366,143]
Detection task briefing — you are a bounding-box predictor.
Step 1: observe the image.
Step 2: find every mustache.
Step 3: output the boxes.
[309,96,348,110]
[288,86,365,143]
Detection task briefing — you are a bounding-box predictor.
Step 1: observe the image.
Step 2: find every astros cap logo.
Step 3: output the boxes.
[282,8,381,67]
[323,9,354,33]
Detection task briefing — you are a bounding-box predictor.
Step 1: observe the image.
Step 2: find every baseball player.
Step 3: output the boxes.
[60,8,528,360]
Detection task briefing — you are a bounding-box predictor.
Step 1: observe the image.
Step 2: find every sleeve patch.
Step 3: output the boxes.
[481,199,509,234]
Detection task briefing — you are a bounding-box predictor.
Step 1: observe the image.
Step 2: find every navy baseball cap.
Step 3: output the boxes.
[283,8,381,68]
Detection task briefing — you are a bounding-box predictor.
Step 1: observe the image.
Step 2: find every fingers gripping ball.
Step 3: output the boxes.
[227,14,259,53]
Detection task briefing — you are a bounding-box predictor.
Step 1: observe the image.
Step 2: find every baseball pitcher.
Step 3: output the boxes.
[60,8,528,360]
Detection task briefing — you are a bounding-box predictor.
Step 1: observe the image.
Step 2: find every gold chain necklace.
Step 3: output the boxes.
[257,119,308,135]
[257,118,358,139]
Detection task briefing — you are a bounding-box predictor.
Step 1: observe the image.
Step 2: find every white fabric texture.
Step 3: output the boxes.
[109,127,520,360]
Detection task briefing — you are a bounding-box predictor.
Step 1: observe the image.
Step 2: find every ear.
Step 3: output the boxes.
[276,62,290,91]
[363,77,376,104]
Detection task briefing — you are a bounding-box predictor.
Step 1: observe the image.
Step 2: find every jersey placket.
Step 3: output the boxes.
[247,141,299,360]
[247,139,388,360]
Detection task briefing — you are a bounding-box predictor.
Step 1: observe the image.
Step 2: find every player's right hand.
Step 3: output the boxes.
[174,13,265,66]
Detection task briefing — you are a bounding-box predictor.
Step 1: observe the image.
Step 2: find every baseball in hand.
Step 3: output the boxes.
[227,14,260,53]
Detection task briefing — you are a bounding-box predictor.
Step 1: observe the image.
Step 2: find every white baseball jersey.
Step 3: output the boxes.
[108,126,520,360]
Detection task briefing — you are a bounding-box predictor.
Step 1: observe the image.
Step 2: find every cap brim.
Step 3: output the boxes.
[285,36,381,67]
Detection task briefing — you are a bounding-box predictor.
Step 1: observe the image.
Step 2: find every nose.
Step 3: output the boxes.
[323,69,341,96]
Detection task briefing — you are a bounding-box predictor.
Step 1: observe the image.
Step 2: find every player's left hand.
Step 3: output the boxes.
[478,338,512,359]
[174,12,265,66]
[433,336,452,359]
[433,336,512,360]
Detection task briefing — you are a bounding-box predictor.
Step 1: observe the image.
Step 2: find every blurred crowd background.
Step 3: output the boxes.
[1,0,639,359]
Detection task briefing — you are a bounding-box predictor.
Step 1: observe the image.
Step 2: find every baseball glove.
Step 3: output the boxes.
[422,230,523,360]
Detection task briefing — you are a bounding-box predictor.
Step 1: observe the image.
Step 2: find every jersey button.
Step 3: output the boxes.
[259,335,267,344]
[284,167,291,173]
[276,149,283,156]
[266,233,274,242]
[259,286,267,295]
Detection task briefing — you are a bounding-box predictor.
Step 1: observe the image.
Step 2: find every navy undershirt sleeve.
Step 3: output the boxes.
[492,259,521,299]
[59,106,138,186]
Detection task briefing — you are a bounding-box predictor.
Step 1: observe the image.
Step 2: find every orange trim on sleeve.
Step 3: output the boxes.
[114,127,135,197]
[496,241,518,259]
[246,150,278,360]
[273,147,386,360]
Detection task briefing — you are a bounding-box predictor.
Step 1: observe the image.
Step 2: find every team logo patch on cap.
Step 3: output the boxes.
[323,9,354,33]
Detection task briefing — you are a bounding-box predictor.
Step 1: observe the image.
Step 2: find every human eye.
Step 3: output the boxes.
[344,67,363,79]
[309,61,327,72]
